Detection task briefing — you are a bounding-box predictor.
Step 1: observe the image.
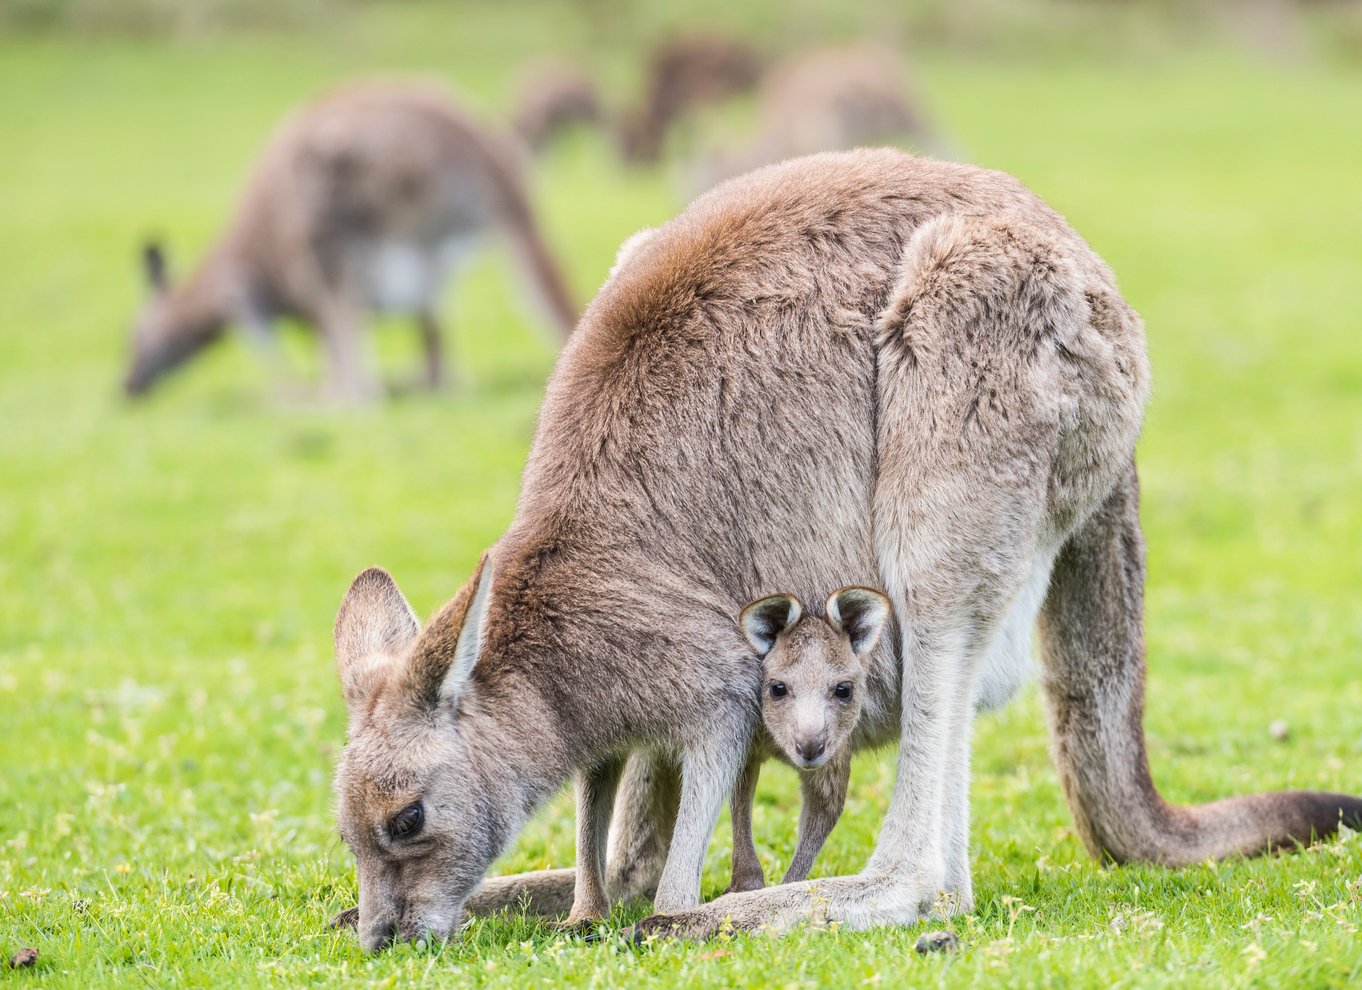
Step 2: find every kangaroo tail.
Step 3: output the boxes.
[496,179,578,340]
[1037,463,1362,866]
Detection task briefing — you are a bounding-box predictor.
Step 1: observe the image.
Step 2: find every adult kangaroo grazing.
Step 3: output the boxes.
[125,81,576,400]
[329,148,1362,949]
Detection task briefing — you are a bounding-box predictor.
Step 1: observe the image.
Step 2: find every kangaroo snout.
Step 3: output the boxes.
[359,915,399,954]
[794,735,828,767]
[359,910,458,953]
[123,367,151,398]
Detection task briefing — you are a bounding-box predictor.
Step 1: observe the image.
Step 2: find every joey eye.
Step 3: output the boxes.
[769,682,787,699]
[388,802,424,840]
[834,682,854,700]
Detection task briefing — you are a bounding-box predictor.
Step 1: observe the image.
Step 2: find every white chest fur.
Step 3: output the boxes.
[364,235,479,314]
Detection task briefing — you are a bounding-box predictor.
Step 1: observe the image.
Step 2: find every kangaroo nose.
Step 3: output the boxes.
[360,918,399,953]
[797,739,826,763]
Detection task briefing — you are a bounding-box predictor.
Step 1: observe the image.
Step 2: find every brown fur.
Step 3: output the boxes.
[126,81,576,400]
[329,149,1362,949]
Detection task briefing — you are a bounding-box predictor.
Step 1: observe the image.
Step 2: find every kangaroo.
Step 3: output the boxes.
[328,148,1362,951]
[693,47,954,191]
[725,588,890,894]
[125,81,576,401]
[512,62,602,154]
[619,34,763,164]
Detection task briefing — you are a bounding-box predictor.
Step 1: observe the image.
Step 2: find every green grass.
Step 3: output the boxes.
[2,7,1361,987]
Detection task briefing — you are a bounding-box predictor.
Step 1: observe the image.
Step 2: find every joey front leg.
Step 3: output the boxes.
[565,756,625,926]
[783,746,850,884]
[651,738,746,914]
[726,753,765,894]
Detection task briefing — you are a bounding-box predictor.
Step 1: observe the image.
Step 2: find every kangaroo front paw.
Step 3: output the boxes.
[327,906,359,931]
[551,917,605,938]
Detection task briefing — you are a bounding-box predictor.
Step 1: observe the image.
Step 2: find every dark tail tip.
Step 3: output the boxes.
[1286,791,1362,846]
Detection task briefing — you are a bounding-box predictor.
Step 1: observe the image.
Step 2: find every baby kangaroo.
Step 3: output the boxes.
[726,588,891,893]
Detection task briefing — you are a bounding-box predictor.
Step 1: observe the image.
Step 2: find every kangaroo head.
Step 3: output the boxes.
[125,242,226,397]
[740,587,890,769]
[331,556,512,952]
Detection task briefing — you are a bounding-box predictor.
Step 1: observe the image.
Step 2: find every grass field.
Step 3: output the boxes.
[2,7,1361,987]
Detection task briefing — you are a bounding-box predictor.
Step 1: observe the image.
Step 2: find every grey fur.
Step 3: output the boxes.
[329,149,1362,949]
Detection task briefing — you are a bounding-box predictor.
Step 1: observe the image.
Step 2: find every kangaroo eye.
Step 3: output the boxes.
[834,682,853,700]
[769,682,787,699]
[388,802,424,840]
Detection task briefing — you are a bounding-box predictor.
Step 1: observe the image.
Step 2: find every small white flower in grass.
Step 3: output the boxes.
[1000,895,1035,940]
[1242,943,1266,967]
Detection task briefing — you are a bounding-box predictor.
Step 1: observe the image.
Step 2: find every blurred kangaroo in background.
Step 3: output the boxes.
[328,149,1362,952]
[693,47,954,190]
[125,81,576,400]
[619,34,763,164]
[512,61,602,154]
[725,588,890,894]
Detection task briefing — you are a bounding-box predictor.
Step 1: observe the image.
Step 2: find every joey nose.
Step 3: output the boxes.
[796,738,826,763]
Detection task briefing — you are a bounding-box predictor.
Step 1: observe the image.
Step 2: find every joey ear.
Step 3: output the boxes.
[825,587,891,657]
[403,553,494,708]
[142,242,168,294]
[739,594,802,656]
[335,567,420,706]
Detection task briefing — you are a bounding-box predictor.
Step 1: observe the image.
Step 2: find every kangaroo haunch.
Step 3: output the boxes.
[328,148,1362,949]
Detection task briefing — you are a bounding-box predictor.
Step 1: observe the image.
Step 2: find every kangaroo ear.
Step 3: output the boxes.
[739,594,803,656]
[404,553,494,709]
[335,567,420,707]
[825,587,891,657]
[142,241,168,294]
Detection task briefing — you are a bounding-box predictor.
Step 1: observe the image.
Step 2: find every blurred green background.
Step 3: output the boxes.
[1,1,1360,986]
